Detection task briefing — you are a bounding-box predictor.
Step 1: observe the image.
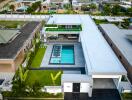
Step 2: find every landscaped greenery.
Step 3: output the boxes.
[45,24,58,27]
[121,93,132,100]
[26,70,62,86]
[93,19,108,25]
[3,65,63,98]
[26,1,41,14]
[31,47,46,68]
[102,4,132,17]
[2,91,63,98]
[0,20,27,28]
[46,25,82,32]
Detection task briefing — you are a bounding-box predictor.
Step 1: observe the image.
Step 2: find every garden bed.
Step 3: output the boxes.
[2,91,63,98]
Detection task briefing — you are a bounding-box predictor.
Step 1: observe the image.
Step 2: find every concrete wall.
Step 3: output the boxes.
[0,59,15,72]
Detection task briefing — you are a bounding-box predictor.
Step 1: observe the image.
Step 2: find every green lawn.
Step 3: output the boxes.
[26,70,62,86]
[31,47,46,68]
[0,20,27,28]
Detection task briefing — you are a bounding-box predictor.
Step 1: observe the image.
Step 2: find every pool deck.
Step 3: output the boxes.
[40,43,85,69]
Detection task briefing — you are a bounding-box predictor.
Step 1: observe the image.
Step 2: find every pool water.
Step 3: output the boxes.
[50,45,74,64]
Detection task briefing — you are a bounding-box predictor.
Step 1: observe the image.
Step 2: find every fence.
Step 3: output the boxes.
[0,14,49,21]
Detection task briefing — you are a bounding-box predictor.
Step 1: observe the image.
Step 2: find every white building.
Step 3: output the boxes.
[42,14,128,97]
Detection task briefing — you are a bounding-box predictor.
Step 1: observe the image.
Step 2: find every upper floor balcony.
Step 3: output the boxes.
[44,24,82,33]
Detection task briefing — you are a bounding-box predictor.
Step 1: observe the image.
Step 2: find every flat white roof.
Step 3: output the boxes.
[47,15,127,76]
[47,15,81,25]
[61,74,93,83]
[79,15,127,75]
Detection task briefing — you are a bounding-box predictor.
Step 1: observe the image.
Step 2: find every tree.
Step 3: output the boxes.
[26,1,41,13]
[111,4,121,15]
[12,65,29,96]
[64,4,71,10]
[89,3,97,11]
[27,81,42,96]
[127,7,132,17]
[26,7,33,14]
[69,0,73,10]
[103,4,111,15]
[50,71,61,86]
[10,5,15,12]
[81,4,90,11]
[19,65,29,83]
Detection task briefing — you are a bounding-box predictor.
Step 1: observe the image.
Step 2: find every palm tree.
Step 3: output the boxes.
[50,71,61,86]
[12,65,29,96]
[19,65,29,83]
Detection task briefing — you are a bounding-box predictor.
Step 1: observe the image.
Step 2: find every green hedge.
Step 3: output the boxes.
[45,24,58,27]
[27,41,40,67]
[2,91,63,98]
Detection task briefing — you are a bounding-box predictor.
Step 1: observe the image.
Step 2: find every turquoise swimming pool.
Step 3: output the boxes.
[50,45,74,64]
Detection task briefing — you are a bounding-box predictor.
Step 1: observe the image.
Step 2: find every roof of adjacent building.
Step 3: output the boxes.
[47,14,127,76]
[0,21,40,59]
[0,29,19,44]
[99,24,132,66]
[50,0,63,3]
[75,0,91,3]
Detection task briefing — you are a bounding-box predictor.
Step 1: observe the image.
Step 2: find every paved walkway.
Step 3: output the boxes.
[40,43,85,69]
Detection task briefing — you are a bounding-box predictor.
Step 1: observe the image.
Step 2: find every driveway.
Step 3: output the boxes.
[64,89,121,100]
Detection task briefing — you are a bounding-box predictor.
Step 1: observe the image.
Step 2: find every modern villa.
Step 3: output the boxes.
[41,0,69,11]
[41,15,128,97]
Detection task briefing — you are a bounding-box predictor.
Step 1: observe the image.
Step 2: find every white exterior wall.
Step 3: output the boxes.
[64,83,72,92]
[80,83,90,93]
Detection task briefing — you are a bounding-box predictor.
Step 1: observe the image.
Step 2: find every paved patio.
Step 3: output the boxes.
[40,43,85,69]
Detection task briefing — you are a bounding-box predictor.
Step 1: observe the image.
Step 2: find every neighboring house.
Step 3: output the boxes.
[16,0,43,6]
[41,15,128,97]
[0,22,41,86]
[13,0,43,12]
[72,0,92,10]
[42,0,69,11]
[99,24,132,84]
[120,1,132,10]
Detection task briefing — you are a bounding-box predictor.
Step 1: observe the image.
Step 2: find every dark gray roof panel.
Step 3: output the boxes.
[99,24,132,66]
[0,21,40,59]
